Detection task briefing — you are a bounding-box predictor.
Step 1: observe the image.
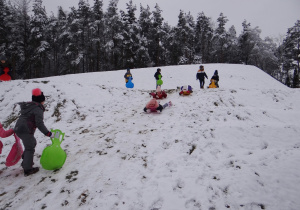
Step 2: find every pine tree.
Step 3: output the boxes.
[194,12,213,63]
[258,37,278,76]
[77,0,92,73]
[226,25,240,63]
[238,20,262,65]
[46,6,68,76]
[281,20,300,88]
[139,4,151,38]
[136,4,152,67]
[0,0,16,78]
[120,0,141,68]
[30,0,49,78]
[91,0,105,71]
[159,22,172,65]
[66,7,81,74]
[150,3,164,66]
[104,0,123,70]
[11,0,31,79]
[212,13,228,63]
[173,10,195,64]
[0,0,11,53]
[185,12,196,64]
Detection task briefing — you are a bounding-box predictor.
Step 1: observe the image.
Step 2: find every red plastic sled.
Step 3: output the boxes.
[5,134,23,167]
[0,67,11,81]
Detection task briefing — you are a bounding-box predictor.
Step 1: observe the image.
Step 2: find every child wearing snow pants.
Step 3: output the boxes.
[14,88,53,176]
[196,65,208,89]
[144,98,172,113]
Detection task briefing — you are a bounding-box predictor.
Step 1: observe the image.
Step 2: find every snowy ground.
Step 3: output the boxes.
[0,64,299,210]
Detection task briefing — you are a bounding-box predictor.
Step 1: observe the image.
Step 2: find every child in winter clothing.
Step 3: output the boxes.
[14,88,53,176]
[179,85,193,95]
[149,86,167,99]
[210,70,219,88]
[154,68,162,88]
[124,68,133,83]
[143,98,172,113]
[196,65,208,89]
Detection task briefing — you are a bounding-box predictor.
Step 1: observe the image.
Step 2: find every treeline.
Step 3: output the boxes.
[0,0,299,87]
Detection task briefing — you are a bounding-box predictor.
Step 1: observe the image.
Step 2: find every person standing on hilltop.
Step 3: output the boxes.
[124,68,133,83]
[154,68,162,88]
[196,65,208,89]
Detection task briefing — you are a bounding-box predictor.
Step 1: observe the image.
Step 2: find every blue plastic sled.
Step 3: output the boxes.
[126,77,134,88]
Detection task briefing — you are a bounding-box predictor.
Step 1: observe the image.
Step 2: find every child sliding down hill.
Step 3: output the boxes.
[149,86,167,99]
[208,70,219,88]
[143,98,172,113]
[179,85,193,95]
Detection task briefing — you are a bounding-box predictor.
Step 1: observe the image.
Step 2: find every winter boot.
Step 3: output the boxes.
[24,167,39,177]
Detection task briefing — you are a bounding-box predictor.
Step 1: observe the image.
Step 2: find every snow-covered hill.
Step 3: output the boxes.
[0,64,299,210]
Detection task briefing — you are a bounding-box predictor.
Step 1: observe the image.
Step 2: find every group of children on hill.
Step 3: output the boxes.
[196,65,219,89]
[0,65,218,177]
[124,65,219,113]
[124,65,219,90]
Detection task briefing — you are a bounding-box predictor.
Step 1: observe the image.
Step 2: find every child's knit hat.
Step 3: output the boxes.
[32,88,45,103]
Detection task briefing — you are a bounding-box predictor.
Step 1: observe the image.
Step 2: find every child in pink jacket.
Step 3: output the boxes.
[143,98,172,113]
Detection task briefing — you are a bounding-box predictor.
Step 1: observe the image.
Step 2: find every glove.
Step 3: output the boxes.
[46,132,54,138]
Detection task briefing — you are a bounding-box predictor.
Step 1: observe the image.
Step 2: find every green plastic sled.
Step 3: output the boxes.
[157,75,163,86]
[40,129,67,170]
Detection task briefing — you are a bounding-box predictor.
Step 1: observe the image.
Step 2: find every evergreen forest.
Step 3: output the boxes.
[0,0,299,87]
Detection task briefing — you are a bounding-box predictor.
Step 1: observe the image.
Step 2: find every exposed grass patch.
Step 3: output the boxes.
[189,145,196,155]
[52,99,66,122]
[66,170,78,183]
[78,190,89,206]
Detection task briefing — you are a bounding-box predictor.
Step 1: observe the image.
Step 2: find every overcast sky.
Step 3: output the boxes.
[42,0,300,39]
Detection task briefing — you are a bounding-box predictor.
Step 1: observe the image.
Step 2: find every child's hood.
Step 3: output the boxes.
[17,102,44,114]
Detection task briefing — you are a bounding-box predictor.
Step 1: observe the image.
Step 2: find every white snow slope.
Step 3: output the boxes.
[0,64,300,210]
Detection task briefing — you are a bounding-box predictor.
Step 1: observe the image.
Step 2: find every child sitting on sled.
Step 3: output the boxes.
[179,85,193,95]
[149,86,167,99]
[208,70,219,88]
[143,98,172,113]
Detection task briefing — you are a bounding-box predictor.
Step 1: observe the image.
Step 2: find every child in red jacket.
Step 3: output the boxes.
[149,86,167,99]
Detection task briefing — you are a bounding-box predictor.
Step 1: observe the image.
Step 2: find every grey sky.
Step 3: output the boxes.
[42,0,300,39]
